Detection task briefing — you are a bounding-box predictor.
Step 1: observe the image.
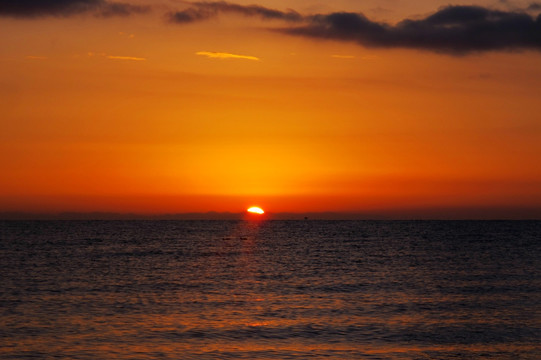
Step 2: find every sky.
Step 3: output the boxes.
[0,0,540,218]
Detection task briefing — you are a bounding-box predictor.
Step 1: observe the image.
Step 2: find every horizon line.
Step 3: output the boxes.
[1,209,540,221]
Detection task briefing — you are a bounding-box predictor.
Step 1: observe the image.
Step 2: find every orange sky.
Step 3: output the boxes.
[0,0,540,218]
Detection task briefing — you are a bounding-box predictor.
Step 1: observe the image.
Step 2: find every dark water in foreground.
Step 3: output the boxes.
[1,220,540,359]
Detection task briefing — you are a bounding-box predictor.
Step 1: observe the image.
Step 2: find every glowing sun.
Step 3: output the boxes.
[247,206,264,215]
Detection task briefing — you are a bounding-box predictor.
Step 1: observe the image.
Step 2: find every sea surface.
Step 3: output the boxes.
[1,220,540,359]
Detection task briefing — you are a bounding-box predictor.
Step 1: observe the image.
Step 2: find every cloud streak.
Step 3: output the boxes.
[107,55,146,61]
[171,2,541,54]
[0,0,149,18]
[87,52,146,61]
[196,51,260,61]
[169,1,301,23]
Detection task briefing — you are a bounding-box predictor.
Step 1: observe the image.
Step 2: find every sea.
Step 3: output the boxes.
[1,220,540,359]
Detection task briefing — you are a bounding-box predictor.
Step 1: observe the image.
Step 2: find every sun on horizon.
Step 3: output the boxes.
[247,206,265,215]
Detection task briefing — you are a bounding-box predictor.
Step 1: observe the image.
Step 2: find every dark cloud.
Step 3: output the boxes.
[0,0,149,18]
[286,5,541,54]
[527,2,541,11]
[169,1,302,24]
[170,2,541,54]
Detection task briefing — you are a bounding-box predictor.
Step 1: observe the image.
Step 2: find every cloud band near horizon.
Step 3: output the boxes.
[170,2,541,54]
[1,1,540,54]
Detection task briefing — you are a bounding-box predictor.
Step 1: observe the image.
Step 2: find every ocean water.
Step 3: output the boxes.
[1,220,540,359]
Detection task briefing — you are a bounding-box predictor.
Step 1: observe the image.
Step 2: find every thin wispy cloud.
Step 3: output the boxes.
[171,2,541,54]
[118,32,136,39]
[196,51,260,61]
[86,52,146,61]
[0,0,150,18]
[107,55,146,61]
[169,1,301,23]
